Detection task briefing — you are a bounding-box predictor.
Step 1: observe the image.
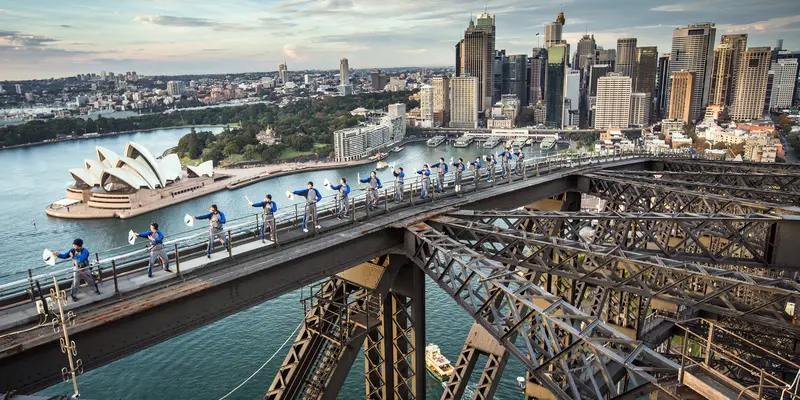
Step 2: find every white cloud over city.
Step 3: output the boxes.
[0,0,798,79]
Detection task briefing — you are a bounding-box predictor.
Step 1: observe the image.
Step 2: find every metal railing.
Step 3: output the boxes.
[0,149,703,311]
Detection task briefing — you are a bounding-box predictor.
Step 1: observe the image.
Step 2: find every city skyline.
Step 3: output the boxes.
[1,0,799,80]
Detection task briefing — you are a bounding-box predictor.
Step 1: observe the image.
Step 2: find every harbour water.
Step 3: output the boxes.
[0,128,567,399]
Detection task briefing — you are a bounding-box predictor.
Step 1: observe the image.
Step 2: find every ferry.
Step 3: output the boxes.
[425,344,454,382]
[483,137,501,149]
[512,137,527,148]
[540,137,556,150]
[427,135,446,147]
[376,161,389,170]
[368,152,389,161]
[391,146,404,153]
[453,135,474,148]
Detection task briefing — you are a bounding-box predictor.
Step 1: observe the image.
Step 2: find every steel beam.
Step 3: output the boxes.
[434,217,800,332]
[406,222,680,400]
[606,170,800,193]
[654,159,800,174]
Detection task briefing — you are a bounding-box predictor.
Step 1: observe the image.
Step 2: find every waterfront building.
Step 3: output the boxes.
[388,103,407,136]
[333,124,390,162]
[668,70,694,123]
[432,76,450,127]
[450,76,479,129]
[730,47,771,121]
[419,84,434,128]
[529,48,547,105]
[595,73,632,129]
[667,23,716,122]
[502,54,528,104]
[545,43,568,128]
[456,12,495,112]
[564,71,581,127]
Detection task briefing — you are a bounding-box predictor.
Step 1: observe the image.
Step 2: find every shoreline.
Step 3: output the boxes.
[0,124,231,151]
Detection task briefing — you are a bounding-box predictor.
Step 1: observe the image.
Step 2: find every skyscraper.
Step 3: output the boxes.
[167,80,186,96]
[709,44,734,107]
[564,70,581,127]
[503,54,528,103]
[595,73,632,129]
[493,50,505,103]
[595,48,617,70]
[544,11,565,47]
[775,50,800,104]
[634,46,658,121]
[615,38,638,77]
[668,70,694,123]
[545,44,568,128]
[529,48,547,105]
[720,34,748,106]
[456,13,495,112]
[655,54,671,119]
[667,23,716,122]
[371,69,388,91]
[432,76,451,126]
[770,58,799,109]
[339,58,349,85]
[419,84,434,124]
[577,34,597,71]
[630,92,650,127]
[589,64,612,96]
[278,62,288,85]
[450,76,480,129]
[730,47,771,121]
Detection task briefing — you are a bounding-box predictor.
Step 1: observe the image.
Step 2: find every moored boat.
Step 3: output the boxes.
[425,344,454,381]
[540,137,556,150]
[427,135,446,147]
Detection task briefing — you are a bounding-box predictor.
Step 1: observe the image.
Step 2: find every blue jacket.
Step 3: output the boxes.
[196,211,226,223]
[452,162,466,172]
[393,171,405,179]
[488,158,497,167]
[417,169,431,176]
[294,188,322,203]
[431,162,448,174]
[514,151,525,159]
[470,160,483,168]
[138,230,164,245]
[252,200,278,214]
[360,176,383,189]
[498,151,513,161]
[57,247,90,265]
[330,183,351,195]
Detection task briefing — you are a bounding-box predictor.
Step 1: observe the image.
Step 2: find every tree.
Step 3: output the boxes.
[223,142,240,158]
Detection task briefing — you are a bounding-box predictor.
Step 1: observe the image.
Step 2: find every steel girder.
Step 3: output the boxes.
[447,210,791,272]
[656,159,800,174]
[581,174,797,215]
[591,171,800,206]
[406,222,680,400]
[433,217,800,332]
[607,170,800,193]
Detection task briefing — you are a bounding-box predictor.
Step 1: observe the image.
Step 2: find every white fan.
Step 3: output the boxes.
[245,195,252,204]
[184,214,194,227]
[324,178,333,191]
[43,249,56,266]
[286,190,295,200]
[128,230,136,245]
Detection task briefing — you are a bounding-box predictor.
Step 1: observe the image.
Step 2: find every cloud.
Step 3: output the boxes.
[724,15,800,32]
[0,30,58,48]
[201,48,224,52]
[650,3,701,12]
[0,9,9,14]
[134,15,219,28]
[282,44,305,60]
[60,24,72,28]
[256,17,298,30]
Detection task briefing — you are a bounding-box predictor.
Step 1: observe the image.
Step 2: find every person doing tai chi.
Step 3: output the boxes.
[138,222,172,277]
[452,158,466,193]
[513,147,526,177]
[430,157,449,193]
[416,164,431,200]
[359,170,382,210]
[194,204,228,258]
[52,238,100,301]
[469,156,483,186]
[250,194,277,243]
[498,147,513,179]
[329,178,351,220]
[293,181,322,233]
[392,167,405,201]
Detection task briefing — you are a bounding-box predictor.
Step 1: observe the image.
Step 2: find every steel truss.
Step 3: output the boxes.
[432,216,800,332]
[448,209,792,272]
[590,171,800,206]
[583,174,795,214]
[658,159,800,175]
[407,222,680,400]
[608,170,800,193]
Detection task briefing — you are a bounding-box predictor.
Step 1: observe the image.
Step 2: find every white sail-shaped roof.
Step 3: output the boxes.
[84,159,105,184]
[186,160,213,178]
[115,156,161,189]
[69,168,95,187]
[100,168,150,190]
[96,146,121,169]
[125,142,166,187]
[159,154,182,182]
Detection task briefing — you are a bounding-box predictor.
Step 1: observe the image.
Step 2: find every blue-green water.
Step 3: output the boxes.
[0,130,566,399]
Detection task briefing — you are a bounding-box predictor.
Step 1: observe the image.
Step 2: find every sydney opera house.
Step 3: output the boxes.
[47,141,227,219]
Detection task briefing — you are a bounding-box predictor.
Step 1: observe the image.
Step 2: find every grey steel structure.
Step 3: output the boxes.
[1,154,799,400]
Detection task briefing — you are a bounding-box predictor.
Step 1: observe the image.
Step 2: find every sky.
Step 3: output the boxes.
[1,0,799,80]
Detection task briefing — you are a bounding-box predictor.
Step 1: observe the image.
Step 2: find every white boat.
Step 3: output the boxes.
[427,135,446,147]
[512,137,527,148]
[453,135,474,148]
[392,146,404,153]
[483,137,501,149]
[540,137,556,150]
[376,161,389,170]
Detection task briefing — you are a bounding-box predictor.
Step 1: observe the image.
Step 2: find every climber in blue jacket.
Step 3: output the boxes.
[329,177,351,219]
[430,157,449,193]
[250,194,278,242]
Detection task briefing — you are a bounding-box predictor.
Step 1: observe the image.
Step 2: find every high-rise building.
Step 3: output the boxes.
[544,11,565,47]
[770,58,799,109]
[167,81,186,96]
[450,76,480,129]
[387,103,406,137]
[720,34,748,106]
[419,84,434,125]
[774,51,800,106]
[589,64,612,96]
[709,44,734,107]
[595,49,616,71]
[564,71,581,127]
[668,70,695,123]
[339,58,349,85]
[634,46,658,121]
[502,54,528,103]
[14,84,22,94]
[545,44,568,128]
[432,76,451,126]
[529,48,547,105]
[655,54,671,119]
[493,50,505,103]
[615,38,638,77]
[370,69,388,91]
[667,23,716,122]
[730,47,771,121]
[456,13,495,112]
[577,34,597,71]
[595,73,632,129]
[630,92,651,127]
[278,62,288,85]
